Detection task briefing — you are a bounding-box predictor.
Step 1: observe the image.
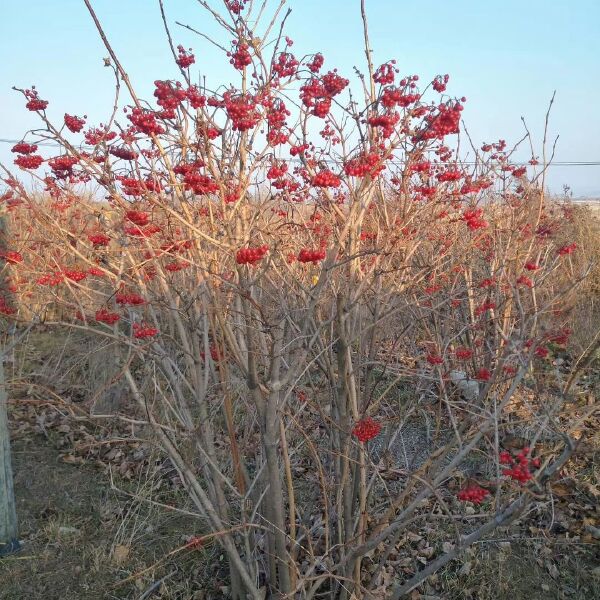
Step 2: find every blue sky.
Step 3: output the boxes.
[1,0,599,196]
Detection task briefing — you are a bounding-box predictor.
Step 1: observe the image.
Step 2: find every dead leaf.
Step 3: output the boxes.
[112,544,130,565]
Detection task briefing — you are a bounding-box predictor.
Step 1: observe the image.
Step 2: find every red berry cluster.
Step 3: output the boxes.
[457,485,489,504]
[109,146,138,161]
[298,249,326,263]
[474,367,491,381]
[557,243,577,256]
[48,155,78,178]
[186,85,206,109]
[0,297,16,316]
[225,0,249,14]
[503,365,518,376]
[11,142,38,154]
[455,347,473,360]
[300,70,348,118]
[307,53,324,73]
[478,277,495,289]
[160,240,193,254]
[380,87,419,109]
[116,292,146,306]
[420,100,463,140]
[125,210,150,226]
[474,300,496,316]
[267,129,289,146]
[408,160,431,174]
[182,172,219,195]
[84,127,117,145]
[236,245,269,265]
[14,154,44,170]
[517,275,533,288]
[289,143,309,157]
[153,80,187,111]
[436,168,462,182]
[546,328,572,346]
[322,70,350,96]
[344,152,385,178]
[500,448,540,483]
[120,177,161,197]
[352,417,382,443]
[222,92,260,131]
[37,272,64,286]
[373,61,397,85]
[1,251,23,264]
[24,88,48,111]
[128,107,165,136]
[175,45,195,68]
[267,162,288,179]
[367,112,400,138]
[272,52,299,78]
[432,74,450,93]
[124,224,161,237]
[312,169,341,188]
[95,309,121,324]
[200,344,222,362]
[133,323,159,339]
[462,208,488,231]
[63,269,88,282]
[460,178,493,195]
[229,41,252,70]
[426,353,444,365]
[64,114,86,133]
[164,261,188,272]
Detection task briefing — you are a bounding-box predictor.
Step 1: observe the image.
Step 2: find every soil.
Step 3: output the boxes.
[0,434,219,600]
[2,433,598,599]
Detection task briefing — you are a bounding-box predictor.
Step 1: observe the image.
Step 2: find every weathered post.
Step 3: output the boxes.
[0,214,19,557]
[0,354,18,556]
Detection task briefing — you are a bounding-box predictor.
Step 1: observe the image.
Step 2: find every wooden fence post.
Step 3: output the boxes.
[0,211,19,557]
[0,351,19,556]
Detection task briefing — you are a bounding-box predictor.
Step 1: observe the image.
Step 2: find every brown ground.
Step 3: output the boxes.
[0,431,224,600]
[1,427,598,599]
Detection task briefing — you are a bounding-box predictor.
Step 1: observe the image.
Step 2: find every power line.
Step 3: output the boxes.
[1,137,598,167]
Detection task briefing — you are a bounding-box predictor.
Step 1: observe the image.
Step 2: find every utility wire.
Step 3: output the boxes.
[0,137,598,167]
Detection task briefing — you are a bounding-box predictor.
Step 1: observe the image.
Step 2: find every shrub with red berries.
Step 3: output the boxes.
[2,5,590,597]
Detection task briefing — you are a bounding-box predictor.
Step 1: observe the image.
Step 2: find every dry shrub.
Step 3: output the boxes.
[1,2,598,598]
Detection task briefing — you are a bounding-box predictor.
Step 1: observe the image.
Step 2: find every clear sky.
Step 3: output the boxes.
[1,0,599,196]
